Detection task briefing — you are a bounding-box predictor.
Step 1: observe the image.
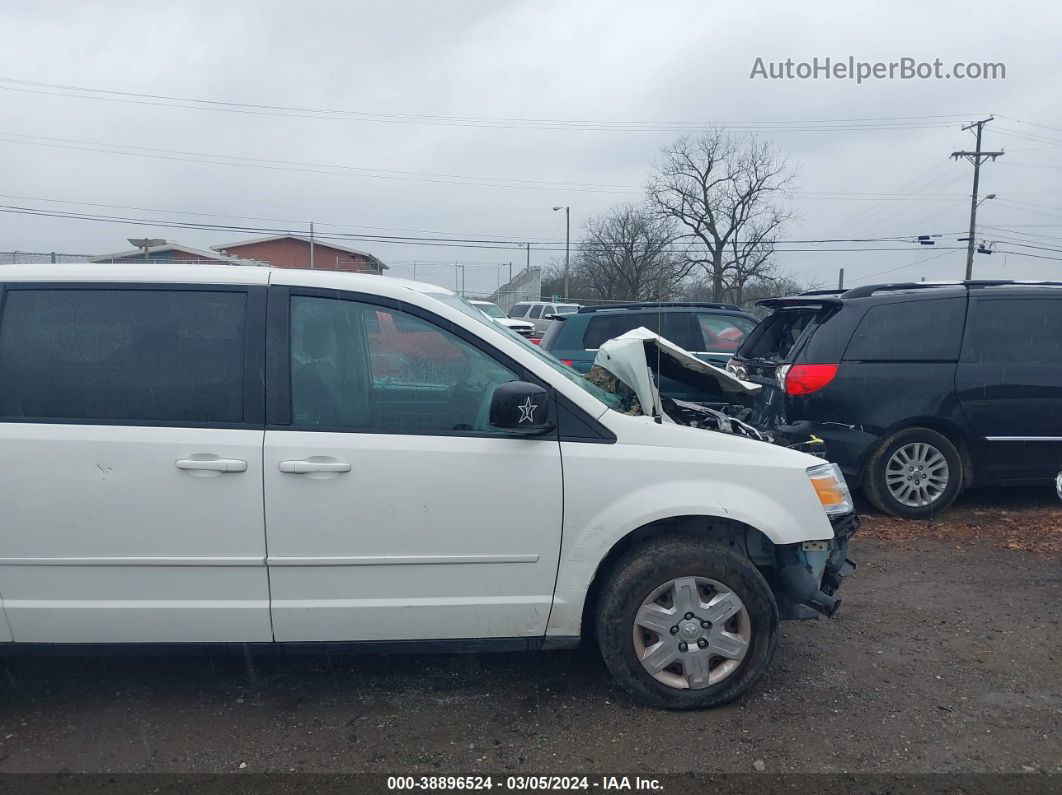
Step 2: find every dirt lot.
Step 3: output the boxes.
[0,488,1058,777]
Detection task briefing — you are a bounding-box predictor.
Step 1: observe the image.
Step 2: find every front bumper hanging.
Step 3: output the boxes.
[775,512,859,620]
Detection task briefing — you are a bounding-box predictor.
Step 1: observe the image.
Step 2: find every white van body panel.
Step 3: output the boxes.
[264,431,561,641]
[0,424,271,642]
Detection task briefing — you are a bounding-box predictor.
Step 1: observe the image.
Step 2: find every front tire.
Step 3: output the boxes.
[595,537,778,710]
[864,427,963,519]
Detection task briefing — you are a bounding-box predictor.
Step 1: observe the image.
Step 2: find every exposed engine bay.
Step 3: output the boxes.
[587,328,824,453]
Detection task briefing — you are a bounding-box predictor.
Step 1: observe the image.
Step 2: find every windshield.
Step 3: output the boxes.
[430,293,626,412]
[473,302,507,319]
[556,304,580,314]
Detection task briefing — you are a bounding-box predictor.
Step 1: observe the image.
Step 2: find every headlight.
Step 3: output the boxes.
[725,359,748,381]
[806,462,854,517]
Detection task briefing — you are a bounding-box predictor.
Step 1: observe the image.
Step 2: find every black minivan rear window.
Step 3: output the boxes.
[739,308,818,362]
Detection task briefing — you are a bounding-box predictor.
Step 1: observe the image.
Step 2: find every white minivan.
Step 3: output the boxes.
[0,264,857,709]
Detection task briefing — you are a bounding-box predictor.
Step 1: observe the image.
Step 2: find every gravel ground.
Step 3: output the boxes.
[0,488,1058,776]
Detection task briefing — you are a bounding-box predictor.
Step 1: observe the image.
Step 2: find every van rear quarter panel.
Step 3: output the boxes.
[791,361,964,438]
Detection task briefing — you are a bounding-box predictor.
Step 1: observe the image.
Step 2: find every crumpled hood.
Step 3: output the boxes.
[593,327,760,419]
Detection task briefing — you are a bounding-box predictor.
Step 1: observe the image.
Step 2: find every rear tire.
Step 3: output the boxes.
[864,427,963,519]
[595,537,778,710]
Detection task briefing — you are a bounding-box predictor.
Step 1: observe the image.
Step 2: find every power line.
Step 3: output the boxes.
[982,225,1062,243]
[0,131,642,194]
[0,77,976,132]
[995,113,1062,136]
[993,124,1062,148]
[0,192,559,241]
[0,202,965,253]
[850,248,957,286]
[994,249,1062,262]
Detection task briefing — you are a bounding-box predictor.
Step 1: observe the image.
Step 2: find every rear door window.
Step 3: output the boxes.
[528,305,544,319]
[0,288,248,423]
[962,297,1062,364]
[696,313,757,352]
[844,298,965,361]
[583,312,701,350]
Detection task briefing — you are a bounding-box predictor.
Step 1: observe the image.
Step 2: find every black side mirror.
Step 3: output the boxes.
[490,381,553,434]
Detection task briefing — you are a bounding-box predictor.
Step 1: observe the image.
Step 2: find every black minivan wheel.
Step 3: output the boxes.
[595,537,778,710]
[864,427,963,519]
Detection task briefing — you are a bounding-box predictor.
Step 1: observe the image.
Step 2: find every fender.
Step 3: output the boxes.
[546,477,832,637]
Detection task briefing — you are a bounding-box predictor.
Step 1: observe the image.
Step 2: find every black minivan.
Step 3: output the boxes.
[727,281,1062,518]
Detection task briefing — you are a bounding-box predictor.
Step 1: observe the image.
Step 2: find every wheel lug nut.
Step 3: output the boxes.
[678,641,688,652]
[684,612,694,620]
[700,620,710,628]
[697,638,707,649]
[669,625,679,635]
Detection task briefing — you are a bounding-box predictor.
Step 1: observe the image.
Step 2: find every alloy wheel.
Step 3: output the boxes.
[885,442,950,507]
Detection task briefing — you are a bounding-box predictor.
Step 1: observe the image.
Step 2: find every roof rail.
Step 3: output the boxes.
[576,301,743,313]
[839,279,1062,299]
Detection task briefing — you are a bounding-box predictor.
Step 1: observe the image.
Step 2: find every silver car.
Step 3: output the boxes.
[468,300,535,337]
[508,301,581,337]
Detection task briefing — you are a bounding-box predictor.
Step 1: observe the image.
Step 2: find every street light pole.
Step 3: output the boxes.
[553,205,570,300]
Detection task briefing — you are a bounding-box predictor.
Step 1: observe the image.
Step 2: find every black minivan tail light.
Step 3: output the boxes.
[783,364,839,396]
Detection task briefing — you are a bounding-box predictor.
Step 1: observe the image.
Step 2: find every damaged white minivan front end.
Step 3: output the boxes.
[548,327,859,649]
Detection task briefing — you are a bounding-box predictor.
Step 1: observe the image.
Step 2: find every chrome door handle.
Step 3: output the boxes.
[278,460,351,474]
[176,458,248,472]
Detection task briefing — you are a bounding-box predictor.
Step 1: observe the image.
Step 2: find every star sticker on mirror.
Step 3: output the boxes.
[517,396,537,423]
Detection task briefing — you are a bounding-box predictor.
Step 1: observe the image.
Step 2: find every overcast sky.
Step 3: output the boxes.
[1,0,1059,295]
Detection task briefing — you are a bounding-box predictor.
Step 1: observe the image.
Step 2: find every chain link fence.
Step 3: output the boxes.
[0,251,94,265]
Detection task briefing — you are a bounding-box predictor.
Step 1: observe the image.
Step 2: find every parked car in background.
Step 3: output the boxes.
[541,302,758,405]
[468,299,535,337]
[727,281,1062,519]
[0,263,857,710]
[507,300,581,336]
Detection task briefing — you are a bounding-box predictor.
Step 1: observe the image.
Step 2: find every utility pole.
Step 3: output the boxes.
[951,117,1003,280]
[837,268,845,290]
[524,242,530,274]
[309,222,316,269]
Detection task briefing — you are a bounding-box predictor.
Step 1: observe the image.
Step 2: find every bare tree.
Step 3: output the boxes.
[647,129,797,302]
[574,203,691,301]
[539,258,599,302]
